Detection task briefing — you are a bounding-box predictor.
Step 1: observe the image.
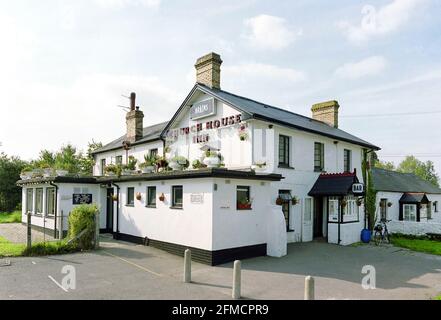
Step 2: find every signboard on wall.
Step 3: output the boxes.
[190,98,216,120]
[352,183,365,195]
[73,194,93,205]
[190,194,204,204]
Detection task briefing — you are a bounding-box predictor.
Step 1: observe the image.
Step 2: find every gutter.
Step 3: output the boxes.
[49,181,59,239]
[111,181,121,239]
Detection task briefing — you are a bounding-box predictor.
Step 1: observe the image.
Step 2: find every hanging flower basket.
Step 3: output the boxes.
[159,193,165,202]
[112,194,118,201]
[291,197,299,206]
[136,192,142,201]
[276,197,283,206]
[357,199,363,207]
[387,202,393,207]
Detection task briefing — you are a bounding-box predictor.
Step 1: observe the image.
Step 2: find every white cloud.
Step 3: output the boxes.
[243,14,301,50]
[224,63,306,83]
[335,56,387,79]
[338,0,427,45]
[93,0,161,9]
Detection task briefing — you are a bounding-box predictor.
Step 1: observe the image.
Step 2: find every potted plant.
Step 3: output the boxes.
[192,159,207,170]
[155,156,168,172]
[341,199,347,208]
[140,154,156,173]
[276,197,283,206]
[122,156,138,175]
[31,168,44,178]
[136,192,142,201]
[237,197,252,210]
[238,124,248,141]
[20,166,34,180]
[159,193,165,202]
[203,150,220,168]
[357,198,363,207]
[112,194,118,201]
[291,196,299,205]
[387,202,393,207]
[251,161,267,172]
[54,163,69,177]
[168,156,189,171]
[105,164,119,176]
[40,164,53,178]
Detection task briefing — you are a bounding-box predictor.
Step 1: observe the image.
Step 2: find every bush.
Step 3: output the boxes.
[68,204,98,250]
[23,240,77,256]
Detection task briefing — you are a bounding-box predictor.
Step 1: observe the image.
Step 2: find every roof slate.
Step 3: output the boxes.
[92,121,168,155]
[371,168,441,194]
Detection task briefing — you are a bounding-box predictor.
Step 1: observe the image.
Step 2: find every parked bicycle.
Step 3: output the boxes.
[373,219,391,245]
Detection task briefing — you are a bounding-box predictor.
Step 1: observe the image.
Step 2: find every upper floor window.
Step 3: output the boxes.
[344,149,352,172]
[278,135,290,167]
[149,149,158,158]
[314,142,324,172]
[171,186,183,209]
[127,187,135,206]
[116,156,123,165]
[101,159,106,176]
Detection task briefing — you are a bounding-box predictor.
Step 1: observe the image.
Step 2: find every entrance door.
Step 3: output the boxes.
[106,188,114,232]
[313,198,324,238]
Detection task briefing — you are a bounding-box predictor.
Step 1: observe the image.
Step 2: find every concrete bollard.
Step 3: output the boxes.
[304,276,315,300]
[184,249,191,283]
[232,260,241,299]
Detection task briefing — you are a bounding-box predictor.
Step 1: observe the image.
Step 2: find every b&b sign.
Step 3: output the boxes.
[73,194,93,205]
[190,98,216,120]
[352,183,365,195]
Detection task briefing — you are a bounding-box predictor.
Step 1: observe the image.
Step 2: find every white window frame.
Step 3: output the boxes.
[403,204,417,222]
[304,198,312,222]
[35,188,44,214]
[328,197,339,222]
[343,195,359,222]
[46,187,56,217]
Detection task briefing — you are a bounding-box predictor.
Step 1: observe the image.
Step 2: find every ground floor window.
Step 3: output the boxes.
[26,189,34,213]
[35,188,43,214]
[127,187,135,206]
[237,186,252,210]
[46,187,56,216]
[147,186,156,207]
[328,197,339,222]
[434,201,439,213]
[403,204,417,221]
[343,196,359,222]
[172,186,183,208]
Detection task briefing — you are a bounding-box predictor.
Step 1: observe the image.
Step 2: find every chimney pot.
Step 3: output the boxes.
[311,100,340,128]
[195,52,222,89]
[130,92,136,111]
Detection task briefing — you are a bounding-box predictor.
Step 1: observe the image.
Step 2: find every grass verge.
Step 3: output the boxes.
[0,236,78,258]
[434,294,441,300]
[390,235,441,256]
[0,211,22,224]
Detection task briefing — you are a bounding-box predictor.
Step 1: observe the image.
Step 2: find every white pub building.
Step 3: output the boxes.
[18,53,379,265]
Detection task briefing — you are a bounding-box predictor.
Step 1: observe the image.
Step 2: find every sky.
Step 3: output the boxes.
[0,0,440,173]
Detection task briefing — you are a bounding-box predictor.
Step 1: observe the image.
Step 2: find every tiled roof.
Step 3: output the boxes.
[371,168,441,194]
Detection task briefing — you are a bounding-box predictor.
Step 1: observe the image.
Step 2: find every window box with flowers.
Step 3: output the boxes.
[237,186,252,210]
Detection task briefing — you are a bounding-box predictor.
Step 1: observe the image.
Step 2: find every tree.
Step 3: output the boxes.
[0,153,27,212]
[374,160,395,171]
[79,140,103,175]
[397,156,439,187]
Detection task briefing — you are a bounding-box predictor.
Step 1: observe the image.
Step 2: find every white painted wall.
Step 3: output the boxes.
[22,183,105,233]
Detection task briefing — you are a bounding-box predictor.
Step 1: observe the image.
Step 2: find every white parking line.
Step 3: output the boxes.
[101,250,163,277]
[48,275,68,292]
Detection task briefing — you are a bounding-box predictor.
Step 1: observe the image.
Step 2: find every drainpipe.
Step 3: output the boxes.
[111,181,120,239]
[338,196,342,245]
[49,181,59,239]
